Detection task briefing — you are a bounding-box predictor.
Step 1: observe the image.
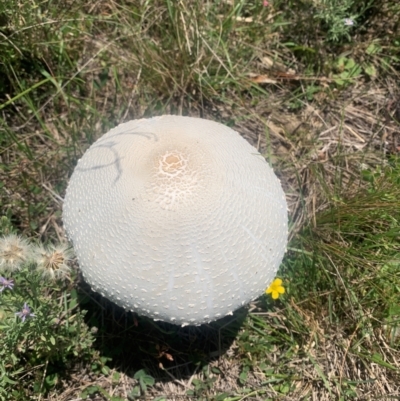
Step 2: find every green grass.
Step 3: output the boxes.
[1,0,400,399]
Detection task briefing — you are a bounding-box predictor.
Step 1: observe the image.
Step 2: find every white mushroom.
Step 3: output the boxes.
[63,115,288,326]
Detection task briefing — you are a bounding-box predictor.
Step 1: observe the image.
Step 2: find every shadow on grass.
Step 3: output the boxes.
[76,276,247,382]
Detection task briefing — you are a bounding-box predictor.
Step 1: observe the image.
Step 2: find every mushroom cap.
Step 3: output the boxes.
[63,116,288,326]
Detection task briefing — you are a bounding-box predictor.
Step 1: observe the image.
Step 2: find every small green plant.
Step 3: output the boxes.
[0,217,97,400]
[333,53,377,86]
[310,0,372,42]
[333,56,363,86]
[80,385,125,401]
[186,365,220,398]
[129,369,155,399]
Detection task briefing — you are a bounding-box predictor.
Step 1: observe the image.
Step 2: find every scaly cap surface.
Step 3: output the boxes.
[63,116,288,326]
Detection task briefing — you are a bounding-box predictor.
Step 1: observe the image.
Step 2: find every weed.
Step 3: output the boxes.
[311,0,365,42]
[0,219,97,400]
[125,369,156,399]
[80,385,125,401]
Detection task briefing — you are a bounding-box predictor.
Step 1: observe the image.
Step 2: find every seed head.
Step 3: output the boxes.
[33,243,73,281]
[0,234,32,272]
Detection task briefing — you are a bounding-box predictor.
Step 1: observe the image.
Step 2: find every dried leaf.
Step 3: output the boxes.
[250,75,277,84]
[261,56,274,69]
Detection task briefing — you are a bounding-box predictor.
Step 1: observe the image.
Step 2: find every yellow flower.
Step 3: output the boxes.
[266,278,285,300]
